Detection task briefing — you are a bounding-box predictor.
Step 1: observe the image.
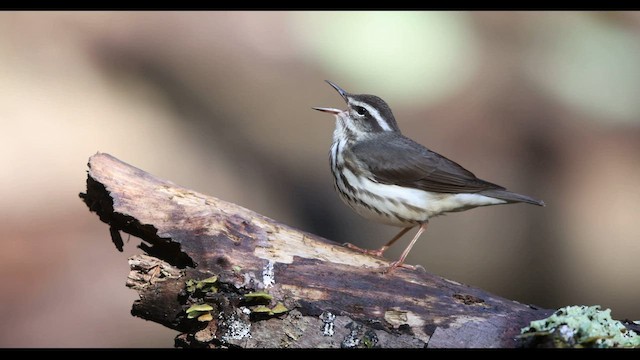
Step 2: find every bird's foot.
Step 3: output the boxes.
[343,242,386,258]
[383,261,416,274]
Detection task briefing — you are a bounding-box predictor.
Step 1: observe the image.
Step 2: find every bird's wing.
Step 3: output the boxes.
[348,134,505,194]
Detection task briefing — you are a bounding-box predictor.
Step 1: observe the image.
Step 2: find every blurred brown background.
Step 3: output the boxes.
[1,11,639,347]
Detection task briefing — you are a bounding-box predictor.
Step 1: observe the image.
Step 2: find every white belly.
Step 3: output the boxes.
[329,140,507,227]
[338,167,507,227]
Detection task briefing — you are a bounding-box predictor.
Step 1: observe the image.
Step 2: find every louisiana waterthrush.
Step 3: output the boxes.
[313,80,544,272]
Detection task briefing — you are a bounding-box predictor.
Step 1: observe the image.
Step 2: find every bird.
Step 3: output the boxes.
[313,80,545,272]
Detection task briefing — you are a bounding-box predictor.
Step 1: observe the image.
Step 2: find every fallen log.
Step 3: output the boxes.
[80,152,556,348]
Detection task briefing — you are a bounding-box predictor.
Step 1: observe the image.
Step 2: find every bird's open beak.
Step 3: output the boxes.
[312,107,343,115]
[313,80,349,115]
[324,80,348,102]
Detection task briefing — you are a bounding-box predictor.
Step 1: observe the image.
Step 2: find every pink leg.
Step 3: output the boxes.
[386,222,429,273]
[344,227,413,258]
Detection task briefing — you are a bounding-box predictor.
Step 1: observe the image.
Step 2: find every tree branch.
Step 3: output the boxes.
[80,152,554,348]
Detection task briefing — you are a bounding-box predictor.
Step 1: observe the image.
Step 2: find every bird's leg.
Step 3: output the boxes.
[372,227,413,257]
[386,222,429,273]
[344,227,412,258]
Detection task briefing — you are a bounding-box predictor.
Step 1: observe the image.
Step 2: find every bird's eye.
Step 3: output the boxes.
[354,106,367,117]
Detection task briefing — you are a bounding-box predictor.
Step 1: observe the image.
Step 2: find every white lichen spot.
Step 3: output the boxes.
[220,313,252,341]
[240,306,251,315]
[557,324,575,342]
[262,260,275,288]
[342,333,360,347]
[341,323,362,348]
[320,311,336,337]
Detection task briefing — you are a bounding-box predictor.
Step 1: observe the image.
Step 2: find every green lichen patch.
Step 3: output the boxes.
[186,304,214,313]
[187,310,212,321]
[186,303,215,322]
[249,302,290,317]
[200,276,218,284]
[185,275,218,294]
[185,279,198,293]
[197,312,213,322]
[270,302,289,315]
[244,291,273,301]
[361,330,379,349]
[520,305,640,348]
[186,311,201,319]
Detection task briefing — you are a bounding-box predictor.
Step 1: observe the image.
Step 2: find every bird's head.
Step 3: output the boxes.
[313,80,401,141]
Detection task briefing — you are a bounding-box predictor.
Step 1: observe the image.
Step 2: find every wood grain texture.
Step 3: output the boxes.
[80,152,554,348]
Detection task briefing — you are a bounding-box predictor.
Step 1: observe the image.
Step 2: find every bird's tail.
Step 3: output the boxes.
[479,189,545,207]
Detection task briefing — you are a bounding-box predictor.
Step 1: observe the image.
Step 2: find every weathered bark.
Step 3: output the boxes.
[80,152,556,348]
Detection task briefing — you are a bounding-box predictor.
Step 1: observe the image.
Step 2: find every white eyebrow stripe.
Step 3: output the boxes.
[349,99,392,131]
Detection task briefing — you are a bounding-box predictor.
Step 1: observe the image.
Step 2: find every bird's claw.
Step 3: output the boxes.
[342,242,386,258]
[383,261,416,274]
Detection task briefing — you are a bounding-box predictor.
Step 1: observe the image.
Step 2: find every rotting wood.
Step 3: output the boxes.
[80,152,562,348]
